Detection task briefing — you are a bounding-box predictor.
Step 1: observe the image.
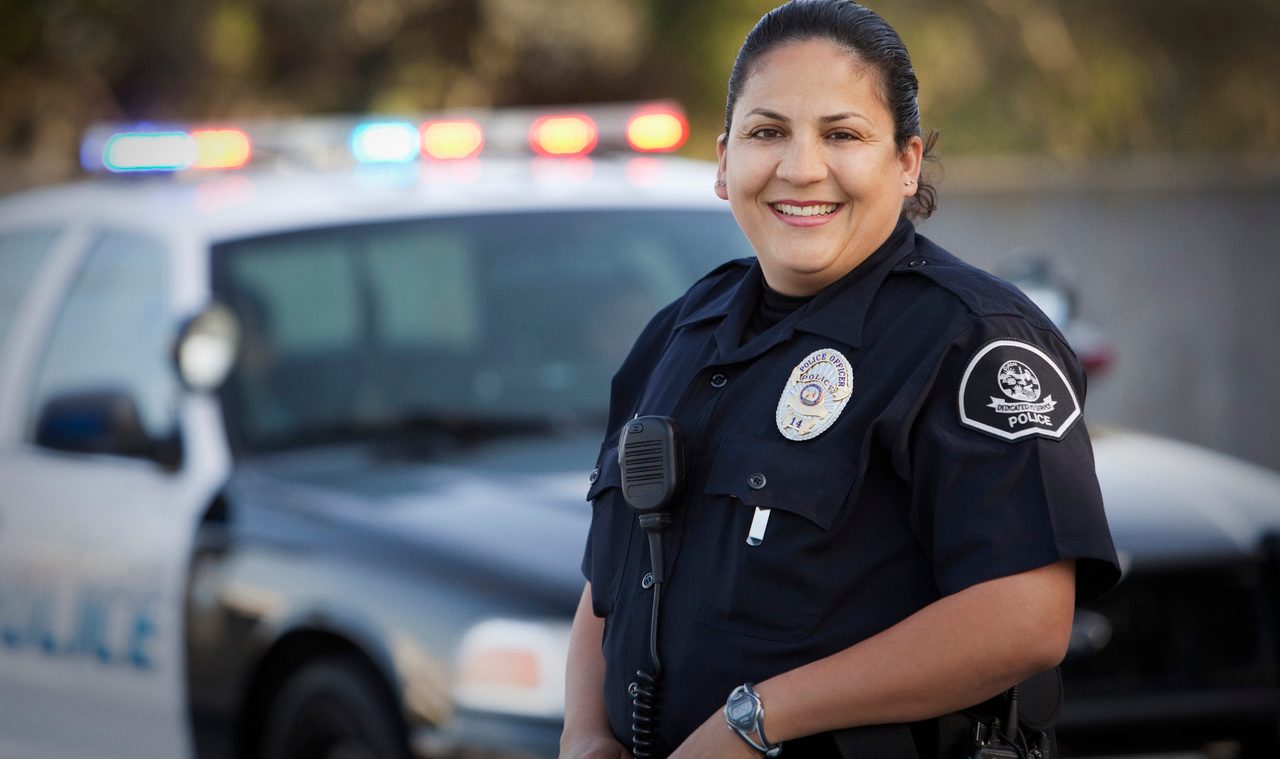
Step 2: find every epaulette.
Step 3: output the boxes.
[892,235,1054,330]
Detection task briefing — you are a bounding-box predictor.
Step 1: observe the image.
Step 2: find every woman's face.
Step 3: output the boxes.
[717,38,922,296]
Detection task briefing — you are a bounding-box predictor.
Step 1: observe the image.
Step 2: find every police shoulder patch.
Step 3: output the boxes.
[957,339,1081,442]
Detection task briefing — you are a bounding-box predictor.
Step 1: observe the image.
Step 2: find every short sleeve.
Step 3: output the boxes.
[580,518,594,582]
[907,315,1120,605]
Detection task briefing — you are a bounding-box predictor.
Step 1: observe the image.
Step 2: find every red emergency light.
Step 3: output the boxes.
[626,109,688,153]
[421,120,485,160]
[528,115,598,157]
[192,129,252,170]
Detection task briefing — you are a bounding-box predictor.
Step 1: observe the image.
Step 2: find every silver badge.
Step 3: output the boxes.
[775,348,853,441]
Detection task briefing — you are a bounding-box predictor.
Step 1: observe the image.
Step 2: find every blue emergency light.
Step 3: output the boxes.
[351,122,420,164]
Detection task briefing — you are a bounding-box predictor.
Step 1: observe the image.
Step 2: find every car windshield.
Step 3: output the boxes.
[213,209,751,453]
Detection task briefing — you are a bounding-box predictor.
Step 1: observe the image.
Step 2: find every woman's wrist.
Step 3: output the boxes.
[725,682,784,756]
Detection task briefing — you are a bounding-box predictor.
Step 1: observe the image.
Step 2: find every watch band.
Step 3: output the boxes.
[725,682,783,757]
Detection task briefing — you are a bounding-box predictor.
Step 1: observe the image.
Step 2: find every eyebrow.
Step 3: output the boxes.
[745,108,790,122]
[743,108,871,125]
[821,112,871,124]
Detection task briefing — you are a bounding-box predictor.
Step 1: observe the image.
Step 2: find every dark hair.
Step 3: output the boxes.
[724,0,938,219]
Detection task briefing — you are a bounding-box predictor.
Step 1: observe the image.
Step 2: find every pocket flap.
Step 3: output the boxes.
[586,444,622,501]
[705,434,855,530]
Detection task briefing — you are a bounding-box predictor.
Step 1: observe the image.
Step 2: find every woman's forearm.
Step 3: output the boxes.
[561,582,614,743]
[756,559,1076,742]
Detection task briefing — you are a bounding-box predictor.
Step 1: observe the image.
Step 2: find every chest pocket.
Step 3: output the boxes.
[585,444,634,617]
[690,434,857,641]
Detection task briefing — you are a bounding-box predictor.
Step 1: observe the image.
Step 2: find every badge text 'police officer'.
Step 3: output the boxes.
[776,348,853,441]
[958,339,1080,441]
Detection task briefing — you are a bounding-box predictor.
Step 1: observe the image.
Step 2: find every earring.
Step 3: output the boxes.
[715,179,726,188]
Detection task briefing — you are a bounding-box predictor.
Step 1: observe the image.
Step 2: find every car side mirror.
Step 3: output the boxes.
[34,389,182,469]
[174,302,241,393]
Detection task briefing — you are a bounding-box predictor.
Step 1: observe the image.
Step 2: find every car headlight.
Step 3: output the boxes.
[454,618,571,719]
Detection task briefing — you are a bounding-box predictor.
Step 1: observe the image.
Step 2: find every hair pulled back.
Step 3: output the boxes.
[724,0,938,219]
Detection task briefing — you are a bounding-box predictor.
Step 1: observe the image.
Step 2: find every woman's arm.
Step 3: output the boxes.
[671,559,1075,757]
[560,582,634,759]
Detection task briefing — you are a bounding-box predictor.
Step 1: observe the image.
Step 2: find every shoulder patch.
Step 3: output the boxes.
[958,339,1081,442]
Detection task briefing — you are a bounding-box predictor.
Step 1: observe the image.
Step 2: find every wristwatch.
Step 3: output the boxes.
[725,682,783,757]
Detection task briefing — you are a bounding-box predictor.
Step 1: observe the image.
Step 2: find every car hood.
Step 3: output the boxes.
[226,432,604,605]
[1092,428,1280,567]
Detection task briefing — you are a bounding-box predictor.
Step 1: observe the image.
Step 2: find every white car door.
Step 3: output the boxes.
[0,226,215,759]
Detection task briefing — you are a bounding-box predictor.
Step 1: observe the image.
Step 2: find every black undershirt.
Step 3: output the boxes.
[743,279,813,343]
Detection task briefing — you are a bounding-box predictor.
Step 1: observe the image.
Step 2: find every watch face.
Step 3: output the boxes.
[727,693,755,726]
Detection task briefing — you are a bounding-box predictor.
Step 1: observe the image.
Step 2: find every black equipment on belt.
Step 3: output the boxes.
[618,415,684,759]
[963,669,1060,759]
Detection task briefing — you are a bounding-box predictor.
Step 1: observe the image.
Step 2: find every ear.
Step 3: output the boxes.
[715,134,729,201]
[900,134,924,198]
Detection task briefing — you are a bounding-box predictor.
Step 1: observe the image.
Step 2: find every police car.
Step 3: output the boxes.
[0,103,752,759]
[1,102,1278,759]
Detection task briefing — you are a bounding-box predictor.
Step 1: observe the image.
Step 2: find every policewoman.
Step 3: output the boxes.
[561,2,1119,757]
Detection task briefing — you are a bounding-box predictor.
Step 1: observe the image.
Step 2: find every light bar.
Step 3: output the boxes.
[421,120,484,160]
[81,102,690,175]
[529,114,598,157]
[351,122,420,164]
[626,110,688,153]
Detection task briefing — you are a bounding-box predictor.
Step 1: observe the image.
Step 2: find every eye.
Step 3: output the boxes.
[748,127,783,140]
[827,130,862,142]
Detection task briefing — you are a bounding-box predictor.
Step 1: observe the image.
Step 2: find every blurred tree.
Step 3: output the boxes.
[1,0,1277,191]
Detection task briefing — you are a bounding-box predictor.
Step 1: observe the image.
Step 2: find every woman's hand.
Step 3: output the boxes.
[559,732,634,759]
[669,710,760,759]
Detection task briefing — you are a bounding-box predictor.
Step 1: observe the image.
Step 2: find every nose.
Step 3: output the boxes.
[776,136,827,186]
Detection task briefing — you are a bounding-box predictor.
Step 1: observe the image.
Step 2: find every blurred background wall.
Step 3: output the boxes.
[2,0,1278,468]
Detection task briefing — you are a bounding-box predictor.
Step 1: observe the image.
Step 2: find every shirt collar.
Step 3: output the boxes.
[792,215,916,347]
[672,216,917,352]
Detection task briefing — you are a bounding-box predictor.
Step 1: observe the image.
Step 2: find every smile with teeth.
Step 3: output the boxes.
[772,202,840,217]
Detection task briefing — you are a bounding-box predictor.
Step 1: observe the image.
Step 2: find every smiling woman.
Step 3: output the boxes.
[715,37,922,295]
[563,3,1120,759]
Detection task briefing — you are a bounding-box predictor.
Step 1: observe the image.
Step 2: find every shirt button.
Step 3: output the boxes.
[907,258,927,267]
[642,572,654,589]
[710,372,728,389]
[748,472,767,490]
[588,467,600,483]
[628,681,641,698]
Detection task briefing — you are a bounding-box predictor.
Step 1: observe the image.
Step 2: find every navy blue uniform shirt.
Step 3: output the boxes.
[583,217,1120,751]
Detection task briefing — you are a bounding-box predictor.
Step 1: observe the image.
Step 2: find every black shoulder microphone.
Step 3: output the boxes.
[617,415,683,759]
[619,415,684,517]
